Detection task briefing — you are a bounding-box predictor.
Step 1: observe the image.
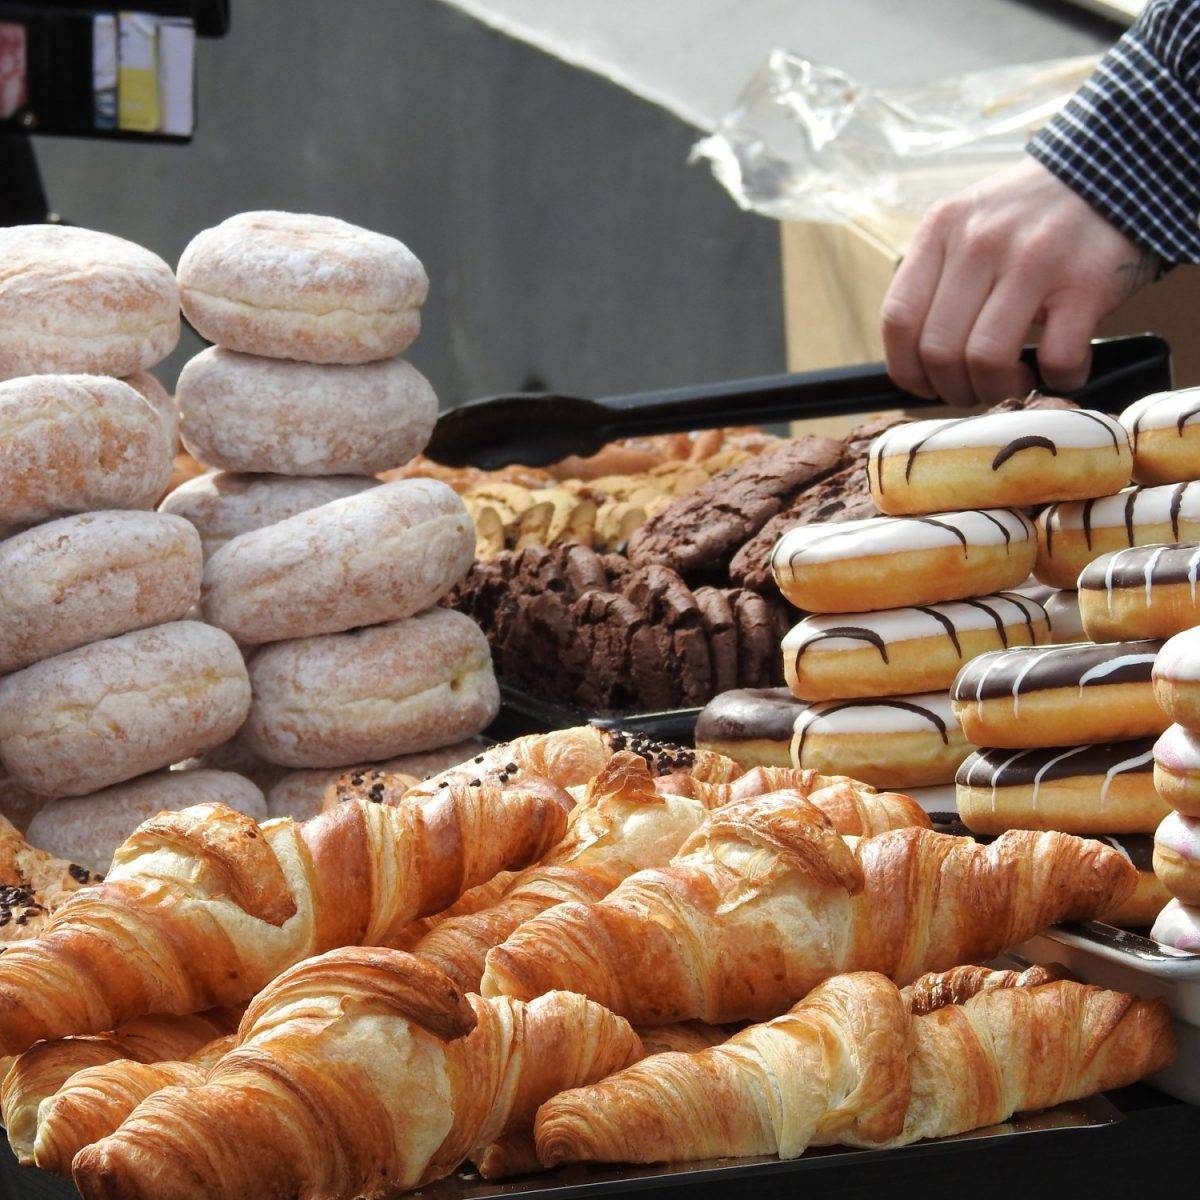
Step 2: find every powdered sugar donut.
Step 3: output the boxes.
[159,471,378,560]
[0,511,201,674]
[1152,898,1200,951]
[694,687,806,769]
[1153,723,1200,817]
[1036,483,1200,588]
[0,375,173,533]
[784,591,1047,702]
[1121,387,1200,484]
[202,479,474,646]
[1079,543,1200,641]
[791,691,968,789]
[123,371,178,459]
[868,407,1131,515]
[0,225,179,380]
[176,348,437,475]
[1153,626,1200,729]
[951,640,1166,749]
[956,738,1164,835]
[1153,810,1200,905]
[177,211,428,363]
[242,609,500,768]
[771,509,1035,613]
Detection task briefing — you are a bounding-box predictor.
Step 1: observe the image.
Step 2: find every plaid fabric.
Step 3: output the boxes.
[1027,0,1200,264]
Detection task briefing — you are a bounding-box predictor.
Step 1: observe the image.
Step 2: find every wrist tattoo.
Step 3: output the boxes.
[1115,248,1163,300]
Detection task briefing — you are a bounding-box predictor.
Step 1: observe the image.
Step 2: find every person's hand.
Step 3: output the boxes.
[881,155,1159,406]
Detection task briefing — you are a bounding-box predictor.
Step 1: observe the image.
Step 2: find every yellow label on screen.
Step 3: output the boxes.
[118,65,158,131]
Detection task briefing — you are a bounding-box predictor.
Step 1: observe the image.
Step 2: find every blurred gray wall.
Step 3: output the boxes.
[31,0,785,405]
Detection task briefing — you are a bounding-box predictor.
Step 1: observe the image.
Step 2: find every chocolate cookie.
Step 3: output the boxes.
[694,586,738,695]
[572,590,645,712]
[731,588,778,689]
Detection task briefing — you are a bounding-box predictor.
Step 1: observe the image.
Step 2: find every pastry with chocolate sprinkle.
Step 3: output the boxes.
[0,814,95,942]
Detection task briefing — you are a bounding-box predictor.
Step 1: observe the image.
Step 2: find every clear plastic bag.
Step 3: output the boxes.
[691,50,1098,223]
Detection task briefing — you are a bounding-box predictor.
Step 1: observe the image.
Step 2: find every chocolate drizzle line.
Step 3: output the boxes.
[1124,489,1138,545]
[976,510,1015,545]
[1171,483,1187,539]
[795,698,950,765]
[912,606,963,656]
[991,436,1057,470]
[793,626,891,665]
[1177,401,1200,435]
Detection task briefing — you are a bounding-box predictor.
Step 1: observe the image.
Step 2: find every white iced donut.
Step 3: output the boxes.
[1153,723,1200,817]
[0,511,201,674]
[1121,387,1200,484]
[1152,898,1200,952]
[176,348,437,476]
[1079,543,1200,641]
[771,509,1035,613]
[783,591,1048,701]
[1152,626,1200,730]
[791,690,967,789]
[868,407,1131,515]
[1036,483,1200,587]
[0,225,179,380]
[1153,810,1200,906]
[177,211,428,363]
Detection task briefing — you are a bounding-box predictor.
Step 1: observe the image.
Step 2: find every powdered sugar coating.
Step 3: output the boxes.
[201,479,474,645]
[123,371,178,457]
[0,225,179,379]
[176,347,436,475]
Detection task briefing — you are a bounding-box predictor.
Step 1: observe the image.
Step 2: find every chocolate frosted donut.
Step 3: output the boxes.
[791,691,967,789]
[694,687,806,769]
[771,508,1035,614]
[951,640,1166,749]
[956,738,1165,835]
[868,407,1131,516]
[1079,542,1200,641]
[784,591,1048,702]
[1036,482,1200,588]
[1153,626,1200,730]
[1153,723,1200,817]
[1121,387,1200,485]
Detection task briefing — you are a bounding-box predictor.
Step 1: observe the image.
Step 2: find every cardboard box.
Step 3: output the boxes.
[781,212,1200,435]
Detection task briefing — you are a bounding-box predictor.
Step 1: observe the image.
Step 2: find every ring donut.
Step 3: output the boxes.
[1036,482,1200,587]
[868,407,1131,515]
[1152,626,1200,729]
[790,691,968,789]
[1153,811,1200,906]
[693,687,806,769]
[1121,387,1200,485]
[1079,543,1200,641]
[955,738,1165,835]
[1152,723,1200,817]
[951,640,1166,749]
[771,509,1035,613]
[783,591,1048,702]
[1152,898,1200,951]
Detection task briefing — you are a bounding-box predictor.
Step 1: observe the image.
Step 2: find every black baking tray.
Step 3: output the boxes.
[482,333,1173,739]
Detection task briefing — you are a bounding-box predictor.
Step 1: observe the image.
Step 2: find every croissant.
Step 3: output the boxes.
[0,775,571,1056]
[72,948,642,1200]
[482,794,1136,1024]
[535,969,1175,1167]
[1,1009,237,1165]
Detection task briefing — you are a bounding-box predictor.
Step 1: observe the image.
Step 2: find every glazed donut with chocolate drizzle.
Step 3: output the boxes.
[1035,482,1200,588]
[1079,543,1200,642]
[783,592,1048,702]
[868,407,1131,516]
[1152,723,1200,818]
[790,691,968,789]
[1120,387,1200,485]
[956,738,1165,836]
[1153,627,1200,731]
[771,509,1036,614]
[951,640,1166,749]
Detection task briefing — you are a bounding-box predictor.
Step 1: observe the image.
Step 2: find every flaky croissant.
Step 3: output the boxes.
[535,969,1174,1166]
[0,775,572,1056]
[72,948,642,1200]
[482,794,1136,1024]
[1,1009,237,1165]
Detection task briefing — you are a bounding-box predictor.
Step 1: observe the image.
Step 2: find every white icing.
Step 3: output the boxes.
[1152,898,1200,952]
[1099,745,1154,803]
[1043,590,1085,643]
[772,509,1033,571]
[1155,810,1200,860]
[1154,722,1200,771]
[1031,747,1080,811]
[1155,626,1200,683]
[782,592,1046,656]
[792,690,959,738]
[1076,650,1158,688]
[1040,482,1200,537]
[1144,546,1167,604]
[871,408,1127,461]
[1120,387,1200,435]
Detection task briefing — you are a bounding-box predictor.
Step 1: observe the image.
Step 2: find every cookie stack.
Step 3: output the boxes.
[172,212,499,791]
[776,407,1135,813]
[0,227,259,862]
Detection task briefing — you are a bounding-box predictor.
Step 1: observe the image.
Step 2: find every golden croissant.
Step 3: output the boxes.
[72,948,642,1200]
[0,772,572,1056]
[1,1008,237,1165]
[535,967,1175,1166]
[482,794,1136,1024]
[417,756,929,992]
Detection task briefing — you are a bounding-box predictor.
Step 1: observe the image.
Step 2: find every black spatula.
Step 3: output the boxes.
[424,335,1170,470]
